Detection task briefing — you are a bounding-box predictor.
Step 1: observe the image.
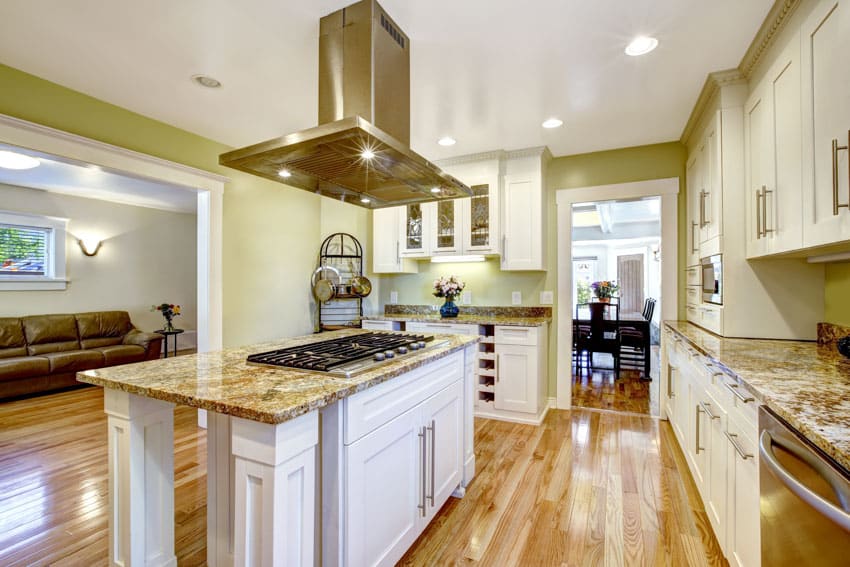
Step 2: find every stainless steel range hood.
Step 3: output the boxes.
[219,0,471,209]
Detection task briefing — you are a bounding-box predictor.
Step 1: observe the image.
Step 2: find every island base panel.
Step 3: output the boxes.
[104,389,177,567]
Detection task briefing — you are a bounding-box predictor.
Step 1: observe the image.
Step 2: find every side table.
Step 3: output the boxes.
[155,329,184,358]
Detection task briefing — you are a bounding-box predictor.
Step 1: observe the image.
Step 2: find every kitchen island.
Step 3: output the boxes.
[77,329,479,566]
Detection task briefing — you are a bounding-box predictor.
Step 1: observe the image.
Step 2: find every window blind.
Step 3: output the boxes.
[0,224,49,276]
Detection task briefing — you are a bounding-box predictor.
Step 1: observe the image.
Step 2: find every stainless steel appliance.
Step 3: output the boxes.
[701,254,722,305]
[759,406,850,565]
[220,0,472,209]
[247,332,442,378]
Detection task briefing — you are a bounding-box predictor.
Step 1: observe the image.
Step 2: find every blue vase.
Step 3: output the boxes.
[440,298,459,318]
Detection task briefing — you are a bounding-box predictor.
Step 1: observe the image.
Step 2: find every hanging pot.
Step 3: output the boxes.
[348,260,372,298]
[312,265,341,303]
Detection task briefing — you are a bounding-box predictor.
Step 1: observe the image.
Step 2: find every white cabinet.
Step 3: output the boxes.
[686,155,701,266]
[361,319,401,331]
[745,32,804,258]
[661,328,760,567]
[698,112,723,245]
[502,171,545,271]
[801,0,850,248]
[372,207,419,274]
[400,203,431,257]
[430,199,463,255]
[343,379,463,567]
[404,321,480,336]
[494,343,536,414]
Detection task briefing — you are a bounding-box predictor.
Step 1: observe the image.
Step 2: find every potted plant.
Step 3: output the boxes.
[432,275,465,318]
[590,280,619,303]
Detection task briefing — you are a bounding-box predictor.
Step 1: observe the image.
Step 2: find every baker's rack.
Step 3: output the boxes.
[315,232,365,332]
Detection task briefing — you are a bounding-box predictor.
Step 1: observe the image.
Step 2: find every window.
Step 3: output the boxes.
[0,211,67,290]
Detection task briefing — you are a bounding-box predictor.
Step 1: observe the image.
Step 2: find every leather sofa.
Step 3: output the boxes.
[0,311,163,400]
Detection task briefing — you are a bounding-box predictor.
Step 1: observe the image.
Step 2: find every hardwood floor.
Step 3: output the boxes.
[0,386,724,566]
[572,348,661,416]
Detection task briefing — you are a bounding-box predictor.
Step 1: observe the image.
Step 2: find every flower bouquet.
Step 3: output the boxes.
[432,275,465,318]
[152,303,181,331]
[590,280,619,302]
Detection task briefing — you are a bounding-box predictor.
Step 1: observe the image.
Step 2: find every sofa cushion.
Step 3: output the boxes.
[23,315,81,355]
[40,350,104,373]
[76,311,133,349]
[0,318,27,359]
[92,345,146,366]
[0,356,50,382]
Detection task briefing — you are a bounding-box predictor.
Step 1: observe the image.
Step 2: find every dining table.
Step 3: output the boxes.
[573,310,651,377]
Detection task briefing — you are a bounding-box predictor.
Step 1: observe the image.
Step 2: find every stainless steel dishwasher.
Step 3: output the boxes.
[759,406,850,565]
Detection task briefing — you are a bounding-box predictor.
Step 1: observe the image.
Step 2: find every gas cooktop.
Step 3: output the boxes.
[246,332,441,378]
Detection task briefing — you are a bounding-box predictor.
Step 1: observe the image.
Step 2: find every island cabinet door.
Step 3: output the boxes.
[494,343,536,414]
[421,380,463,522]
[345,406,423,567]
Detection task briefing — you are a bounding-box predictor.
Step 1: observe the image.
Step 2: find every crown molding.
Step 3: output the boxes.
[434,150,505,167]
[739,0,801,79]
[680,69,746,145]
[505,146,552,161]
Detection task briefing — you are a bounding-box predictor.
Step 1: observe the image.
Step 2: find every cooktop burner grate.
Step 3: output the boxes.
[246,332,435,373]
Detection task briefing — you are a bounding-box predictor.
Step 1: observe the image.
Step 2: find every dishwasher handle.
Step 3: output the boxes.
[759,430,850,533]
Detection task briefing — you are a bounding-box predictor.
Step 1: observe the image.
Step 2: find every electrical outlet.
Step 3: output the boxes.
[512,291,522,305]
[461,291,472,305]
[540,291,554,305]
[390,291,398,304]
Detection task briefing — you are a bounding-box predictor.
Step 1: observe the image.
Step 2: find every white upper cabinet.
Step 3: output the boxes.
[699,112,723,245]
[686,154,701,266]
[430,199,463,255]
[462,180,500,254]
[501,151,548,271]
[745,32,804,258]
[373,207,419,274]
[801,0,850,247]
[399,203,431,257]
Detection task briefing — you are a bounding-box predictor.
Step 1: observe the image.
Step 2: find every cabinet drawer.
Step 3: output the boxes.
[686,286,700,306]
[686,304,700,324]
[494,325,539,346]
[361,319,401,331]
[406,322,479,336]
[699,306,723,335]
[686,266,701,286]
[344,351,463,445]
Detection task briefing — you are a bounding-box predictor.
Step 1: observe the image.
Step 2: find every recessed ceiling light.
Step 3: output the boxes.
[625,36,658,56]
[360,197,371,204]
[430,187,441,194]
[191,74,222,88]
[361,149,376,160]
[278,169,292,178]
[0,150,40,170]
[437,137,456,146]
[542,118,563,129]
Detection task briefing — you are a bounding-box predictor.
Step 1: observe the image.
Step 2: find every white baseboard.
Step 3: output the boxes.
[176,329,197,351]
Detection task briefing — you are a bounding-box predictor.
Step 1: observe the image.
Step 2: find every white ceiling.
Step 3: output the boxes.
[0,0,772,160]
[0,144,198,213]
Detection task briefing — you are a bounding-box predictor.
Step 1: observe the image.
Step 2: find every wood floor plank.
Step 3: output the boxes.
[1,385,727,566]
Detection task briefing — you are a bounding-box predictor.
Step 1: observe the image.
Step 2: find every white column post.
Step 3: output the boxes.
[461,344,477,489]
[104,389,176,567]
[207,411,235,566]
[231,411,319,567]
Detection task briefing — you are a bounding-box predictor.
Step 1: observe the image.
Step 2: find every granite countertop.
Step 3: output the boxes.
[664,321,850,471]
[363,313,551,327]
[77,329,480,425]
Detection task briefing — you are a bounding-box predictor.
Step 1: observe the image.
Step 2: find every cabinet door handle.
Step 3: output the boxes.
[763,186,774,235]
[725,431,753,460]
[695,404,705,454]
[724,382,755,404]
[699,191,706,227]
[667,365,674,399]
[691,222,699,253]
[396,241,401,265]
[755,188,762,238]
[700,401,719,421]
[495,353,499,382]
[832,134,849,215]
[502,235,507,263]
[418,426,426,516]
[427,419,436,507]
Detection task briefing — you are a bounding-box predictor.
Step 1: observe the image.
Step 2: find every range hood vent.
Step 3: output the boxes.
[219,0,471,209]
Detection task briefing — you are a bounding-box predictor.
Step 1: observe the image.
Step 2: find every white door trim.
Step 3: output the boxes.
[0,112,226,353]
[555,177,679,412]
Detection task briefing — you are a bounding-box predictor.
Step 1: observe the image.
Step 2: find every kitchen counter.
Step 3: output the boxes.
[665,321,850,471]
[77,328,479,424]
[363,313,551,327]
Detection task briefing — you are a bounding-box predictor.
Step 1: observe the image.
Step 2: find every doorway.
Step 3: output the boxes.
[555,178,679,416]
[570,196,661,415]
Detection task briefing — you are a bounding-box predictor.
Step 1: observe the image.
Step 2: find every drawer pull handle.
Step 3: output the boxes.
[700,401,719,421]
[756,188,762,239]
[725,431,753,460]
[427,419,436,507]
[418,426,427,516]
[724,382,755,404]
[695,404,705,454]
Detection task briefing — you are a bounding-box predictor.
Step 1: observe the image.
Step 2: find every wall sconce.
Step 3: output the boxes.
[78,237,103,257]
[651,245,660,262]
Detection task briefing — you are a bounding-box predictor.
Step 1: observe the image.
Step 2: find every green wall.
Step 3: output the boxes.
[0,63,342,347]
[825,264,850,326]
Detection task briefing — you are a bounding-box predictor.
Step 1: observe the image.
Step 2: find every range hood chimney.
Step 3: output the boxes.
[219,0,471,209]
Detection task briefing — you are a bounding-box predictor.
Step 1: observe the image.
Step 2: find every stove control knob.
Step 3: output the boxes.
[373,352,386,362]
[384,350,395,359]
[416,341,427,349]
[409,342,420,351]
[396,346,408,355]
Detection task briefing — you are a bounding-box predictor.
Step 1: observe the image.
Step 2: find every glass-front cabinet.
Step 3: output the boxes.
[399,203,430,257]
[431,199,461,254]
[429,176,499,256]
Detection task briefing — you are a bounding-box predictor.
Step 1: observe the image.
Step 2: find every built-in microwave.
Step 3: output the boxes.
[701,254,722,305]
